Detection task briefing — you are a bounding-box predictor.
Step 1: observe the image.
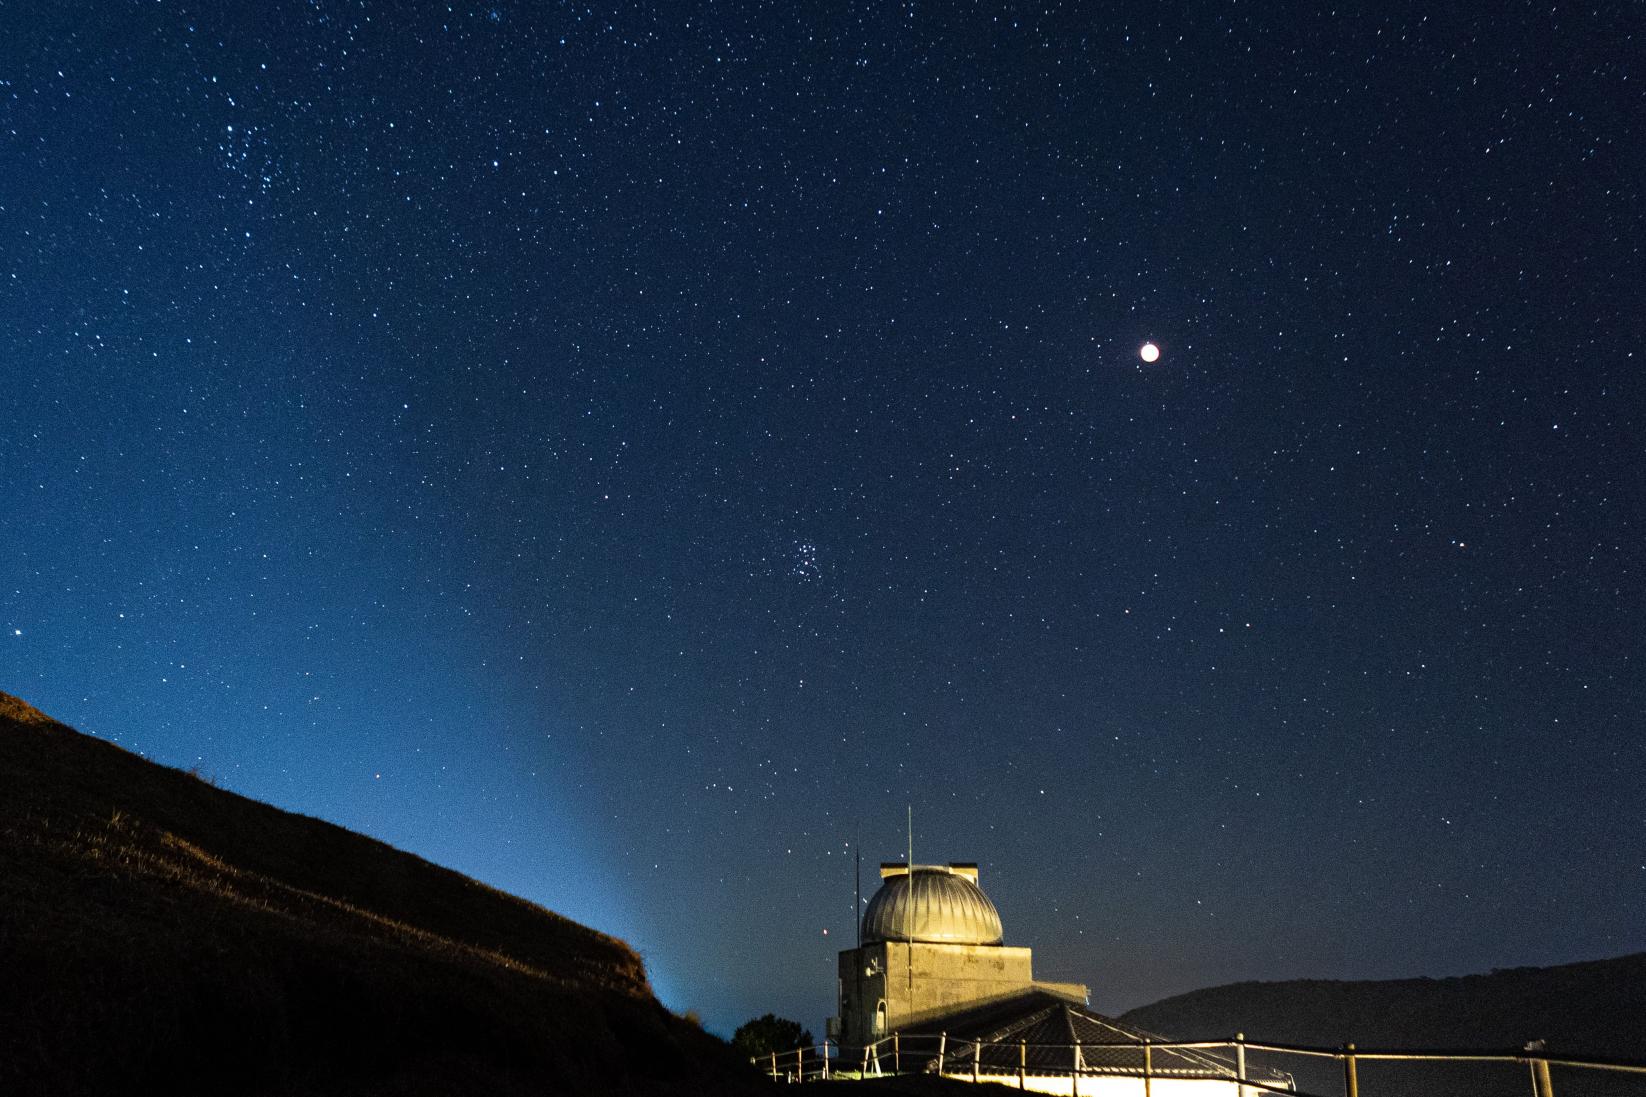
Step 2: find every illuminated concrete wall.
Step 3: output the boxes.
[950,1075,1244,1097]
[836,939,1086,1045]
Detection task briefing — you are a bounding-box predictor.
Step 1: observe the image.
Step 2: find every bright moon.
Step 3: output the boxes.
[1140,342,1160,363]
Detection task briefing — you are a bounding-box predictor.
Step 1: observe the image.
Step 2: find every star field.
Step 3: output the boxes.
[2,1,1642,1036]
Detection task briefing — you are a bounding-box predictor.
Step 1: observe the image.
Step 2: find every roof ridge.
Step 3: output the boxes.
[979,1003,1060,1043]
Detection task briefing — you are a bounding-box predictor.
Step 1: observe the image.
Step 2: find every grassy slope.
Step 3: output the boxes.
[0,692,768,1096]
[1119,952,1646,1057]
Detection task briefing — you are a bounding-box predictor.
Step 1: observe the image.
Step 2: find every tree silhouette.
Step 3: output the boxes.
[732,1013,814,1058]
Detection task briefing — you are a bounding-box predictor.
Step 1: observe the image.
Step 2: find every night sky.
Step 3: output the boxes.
[3,2,1643,1038]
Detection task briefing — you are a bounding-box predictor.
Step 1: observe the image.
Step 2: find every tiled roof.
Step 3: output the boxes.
[897,990,1283,1081]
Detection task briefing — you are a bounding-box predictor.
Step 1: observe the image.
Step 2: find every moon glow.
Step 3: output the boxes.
[1140,342,1160,363]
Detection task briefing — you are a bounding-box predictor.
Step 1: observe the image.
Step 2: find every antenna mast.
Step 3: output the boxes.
[906,804,915,1004]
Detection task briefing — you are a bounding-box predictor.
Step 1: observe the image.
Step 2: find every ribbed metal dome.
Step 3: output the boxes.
[862,866,1004,945]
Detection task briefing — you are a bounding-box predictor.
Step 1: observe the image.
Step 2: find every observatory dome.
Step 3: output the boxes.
[862,864,1004,946]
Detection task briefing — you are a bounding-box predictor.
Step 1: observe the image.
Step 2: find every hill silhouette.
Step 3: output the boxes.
[0,691,768,1096]
[1121,956,1646,1097]
[1120,954,1646,1057]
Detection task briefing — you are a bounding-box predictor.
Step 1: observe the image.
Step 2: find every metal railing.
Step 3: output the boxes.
[753,1032,1646,1097]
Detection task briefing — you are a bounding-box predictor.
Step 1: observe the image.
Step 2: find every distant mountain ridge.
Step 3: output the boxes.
[0,690,766,1096]
[1121,952,1646,1059]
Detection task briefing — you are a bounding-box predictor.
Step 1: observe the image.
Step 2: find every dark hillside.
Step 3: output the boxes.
[0,691,768,1096]
[1121,956,1646,1097]
[1120,954,1646,1057]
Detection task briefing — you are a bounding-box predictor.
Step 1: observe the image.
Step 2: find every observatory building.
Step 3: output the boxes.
[813,858,1291,1095]
[831,862,1087,1044]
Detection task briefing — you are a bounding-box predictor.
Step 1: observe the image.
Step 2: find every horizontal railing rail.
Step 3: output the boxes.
[752,1032,1646,1096]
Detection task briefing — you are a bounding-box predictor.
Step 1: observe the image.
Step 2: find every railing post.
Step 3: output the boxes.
[973,1039,981,1083]
[823,1038,830,1080]
[939,1032,948,1075]
[1144,1038,1154,1097]
[894,1032,901,1074]
[1534,1057,1555,1097]
[862,1042,872,1076]
[1343,1043,1359,1097]
[1019,1038,1027,1090]
[796,1045,804,1081]
[1073,1039,1082,1097]
[1236,1032,1249,1097]
[771,1050,778,1079]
